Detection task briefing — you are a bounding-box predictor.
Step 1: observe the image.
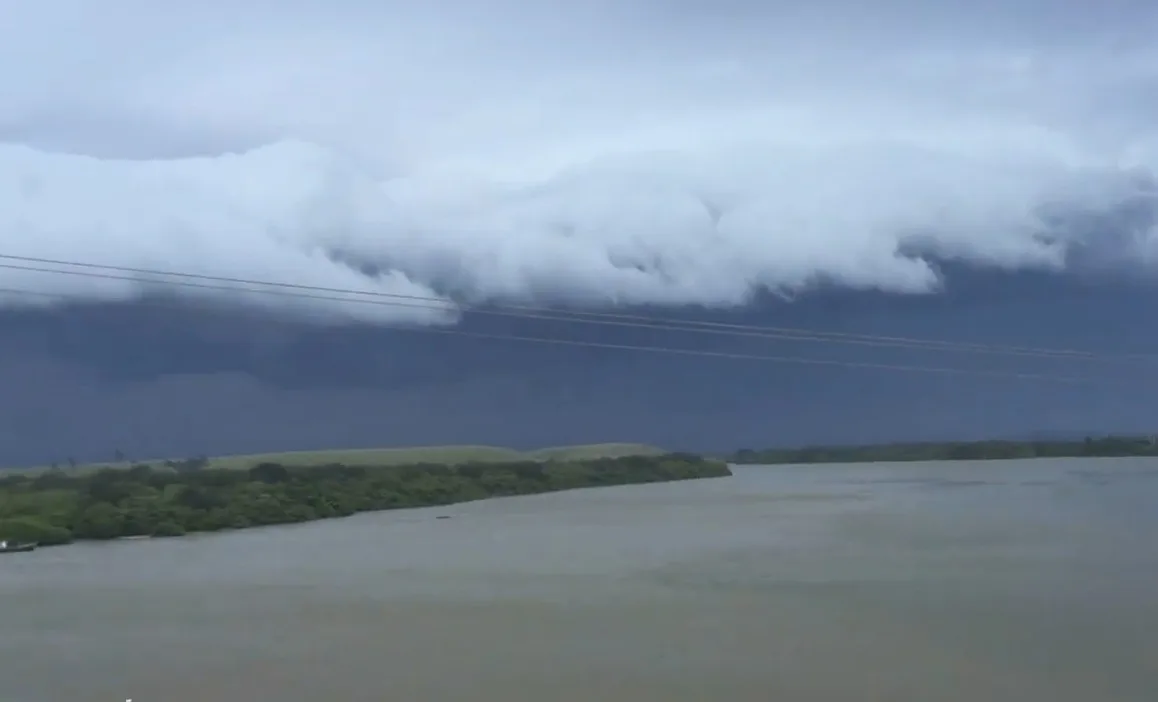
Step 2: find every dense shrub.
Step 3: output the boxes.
[0,455,730,547]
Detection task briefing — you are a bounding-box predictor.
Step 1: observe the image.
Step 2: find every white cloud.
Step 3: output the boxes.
[1,0,1157,323]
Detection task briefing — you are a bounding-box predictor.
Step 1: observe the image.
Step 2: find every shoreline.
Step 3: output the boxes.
[0,454,731,549]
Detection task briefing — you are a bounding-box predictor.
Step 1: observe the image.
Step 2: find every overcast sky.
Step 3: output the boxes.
[2,0,1157,318]
[1,0,1157,463]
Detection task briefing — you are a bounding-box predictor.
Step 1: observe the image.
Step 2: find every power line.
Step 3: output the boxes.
[0,253,1152,364]
[0,252,1126,359]
[0,260,1104,362]
[0,284,1090,384]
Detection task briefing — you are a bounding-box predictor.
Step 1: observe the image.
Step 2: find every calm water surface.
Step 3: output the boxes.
[3,459,1157,701]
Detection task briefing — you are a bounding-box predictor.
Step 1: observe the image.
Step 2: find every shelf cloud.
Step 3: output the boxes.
[2,0,1157,324]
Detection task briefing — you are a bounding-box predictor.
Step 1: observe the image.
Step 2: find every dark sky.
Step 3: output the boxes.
[1,263,1154,467]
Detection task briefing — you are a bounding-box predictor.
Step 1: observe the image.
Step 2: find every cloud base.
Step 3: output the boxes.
[2,0,1157,323]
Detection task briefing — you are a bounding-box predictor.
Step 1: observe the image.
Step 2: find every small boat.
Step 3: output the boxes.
[0,539,37,553]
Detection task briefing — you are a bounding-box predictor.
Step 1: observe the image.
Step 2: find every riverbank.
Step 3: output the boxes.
[0,454,731,547]
[730,435,1158,464]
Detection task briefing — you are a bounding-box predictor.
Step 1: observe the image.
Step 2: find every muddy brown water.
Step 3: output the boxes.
[3,459,1157,701]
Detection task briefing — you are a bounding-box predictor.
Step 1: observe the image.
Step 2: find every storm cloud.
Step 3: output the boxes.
[2,0,1158,321]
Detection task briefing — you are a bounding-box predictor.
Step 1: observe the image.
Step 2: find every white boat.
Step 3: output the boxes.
[0,539,36,553]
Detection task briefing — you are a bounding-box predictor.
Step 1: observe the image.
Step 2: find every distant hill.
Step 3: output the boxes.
[12,442,667,474]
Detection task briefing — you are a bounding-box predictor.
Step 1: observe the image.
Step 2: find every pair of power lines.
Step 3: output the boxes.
[0,252,1151,384]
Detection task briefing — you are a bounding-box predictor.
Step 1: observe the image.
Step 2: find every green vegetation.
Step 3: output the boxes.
[0,453,729,547]
[730,435,1158,464]
[20,443,665,474]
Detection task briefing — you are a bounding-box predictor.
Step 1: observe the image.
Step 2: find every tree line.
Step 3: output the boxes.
[0,454,730,546]
[729,435,1158,465]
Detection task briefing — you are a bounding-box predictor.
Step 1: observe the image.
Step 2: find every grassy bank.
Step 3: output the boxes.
[16,442,666,474]
[0,453,729,547]
[729,435,1158,464]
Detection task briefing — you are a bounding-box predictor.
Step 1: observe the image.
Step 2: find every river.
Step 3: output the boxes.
[3,459,1157,701]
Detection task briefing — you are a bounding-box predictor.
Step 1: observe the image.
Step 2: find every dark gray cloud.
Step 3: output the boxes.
[1,264,1155,466]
